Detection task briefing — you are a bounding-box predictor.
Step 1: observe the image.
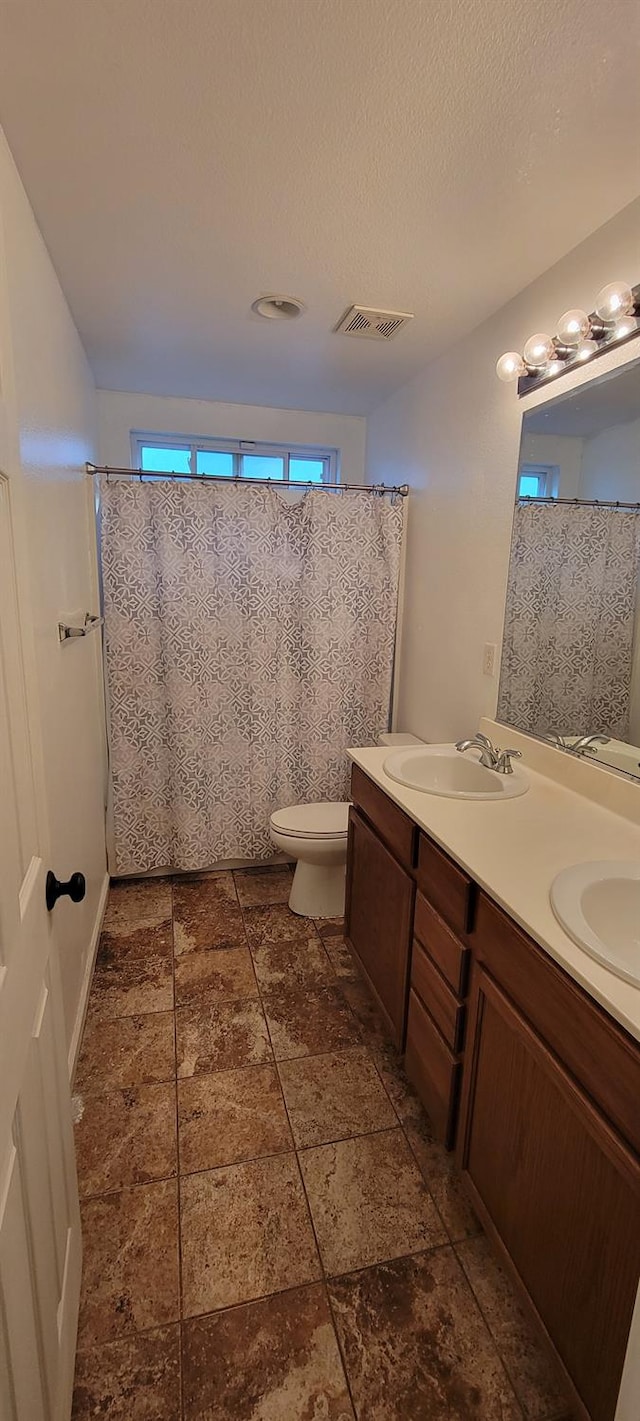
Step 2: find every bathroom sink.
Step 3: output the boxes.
[382,745,529,800]
[550,861,640,987]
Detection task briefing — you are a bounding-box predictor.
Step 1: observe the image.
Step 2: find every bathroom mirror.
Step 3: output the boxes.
[497,354,640,780]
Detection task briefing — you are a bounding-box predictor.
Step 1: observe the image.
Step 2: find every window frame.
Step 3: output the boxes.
[131,431,340,484]
[517,463,560,500]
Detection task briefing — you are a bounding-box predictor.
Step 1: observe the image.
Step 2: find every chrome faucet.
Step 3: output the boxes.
[455,732,522,775]
[543,731,569,749]
[455,733,500,769]
[571,733,611,756]
[494,748,523,775]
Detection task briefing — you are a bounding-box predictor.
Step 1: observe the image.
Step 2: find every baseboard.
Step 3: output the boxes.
[68,871,110,1085]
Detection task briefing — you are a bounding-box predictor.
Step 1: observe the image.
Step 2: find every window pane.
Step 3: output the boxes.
[196,449,235,477]
[289,458,326,484]
[518,474,542,498]
[240,455,284,480]
[140,445,191,474]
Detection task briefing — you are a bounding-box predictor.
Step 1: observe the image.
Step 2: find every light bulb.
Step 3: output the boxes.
[576,339,599,361]
[613,317,637,340]
[523,332,555,368]
[556,309,590,346]
[594,281,634,323]
[496,351,526,382]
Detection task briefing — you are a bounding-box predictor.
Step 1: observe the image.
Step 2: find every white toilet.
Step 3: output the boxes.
[269,801,351,918]
[269,734,423,919]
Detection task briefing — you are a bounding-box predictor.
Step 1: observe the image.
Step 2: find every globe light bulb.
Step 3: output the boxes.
[523,333,555,368]
[556,309,590,346]
[496,351,526,382]
[576,339,599,361]
[613,317,637,340]
[594,281,634,323]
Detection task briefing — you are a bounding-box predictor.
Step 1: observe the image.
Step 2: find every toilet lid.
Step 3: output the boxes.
[270,801,350,839]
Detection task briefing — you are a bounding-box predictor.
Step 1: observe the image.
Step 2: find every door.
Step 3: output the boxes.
[345,807,414,1048]
[0,250,81,1419]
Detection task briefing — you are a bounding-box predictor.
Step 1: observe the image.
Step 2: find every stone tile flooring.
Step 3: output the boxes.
[71,866,571,1420]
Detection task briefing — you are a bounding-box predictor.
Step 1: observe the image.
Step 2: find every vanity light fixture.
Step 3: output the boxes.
[496,280,640,393]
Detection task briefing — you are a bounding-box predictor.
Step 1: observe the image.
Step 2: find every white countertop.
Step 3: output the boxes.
[349,743,640,1043]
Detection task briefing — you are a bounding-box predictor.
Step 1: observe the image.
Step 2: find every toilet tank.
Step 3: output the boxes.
[377,732,424,747]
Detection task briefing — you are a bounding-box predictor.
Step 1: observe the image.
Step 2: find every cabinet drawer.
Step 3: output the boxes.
[417,835,475,936]
[414,892,469,996]
[475,892,640,1155]
[411,939,465,1053]
[350,763,417,870]
[405,988,461,1149]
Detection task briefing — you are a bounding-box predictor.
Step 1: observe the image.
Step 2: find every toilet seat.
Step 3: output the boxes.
[270,801,350,841]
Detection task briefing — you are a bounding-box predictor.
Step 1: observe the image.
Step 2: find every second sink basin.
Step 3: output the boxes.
[383,745,529,800]
[550,861,640,987]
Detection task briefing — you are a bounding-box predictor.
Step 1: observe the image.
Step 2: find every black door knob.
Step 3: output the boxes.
[46,870,86,912]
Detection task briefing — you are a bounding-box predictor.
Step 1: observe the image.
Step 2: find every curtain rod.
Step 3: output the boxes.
[517,495,640,510]
[85,463,409,497]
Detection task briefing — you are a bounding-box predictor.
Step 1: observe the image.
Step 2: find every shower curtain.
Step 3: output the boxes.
[498,501,640,740]
[100,478,403,874]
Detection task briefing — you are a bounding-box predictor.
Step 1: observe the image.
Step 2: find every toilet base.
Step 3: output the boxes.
[288,859,347,919]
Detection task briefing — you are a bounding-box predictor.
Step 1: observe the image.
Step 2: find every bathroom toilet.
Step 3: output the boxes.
[269,801,350,918]
[269,734,423,918]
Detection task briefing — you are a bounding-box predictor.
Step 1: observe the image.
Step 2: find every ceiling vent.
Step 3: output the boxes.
[335,305,414,341]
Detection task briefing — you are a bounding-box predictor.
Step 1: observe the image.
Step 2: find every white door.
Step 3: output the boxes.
[0,248,81,1418]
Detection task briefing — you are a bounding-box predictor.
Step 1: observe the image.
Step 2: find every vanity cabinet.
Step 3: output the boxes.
[345,761,640,1421]
[405,853,473,1147]
[345,766,417,1048]
[458,893,640,1421]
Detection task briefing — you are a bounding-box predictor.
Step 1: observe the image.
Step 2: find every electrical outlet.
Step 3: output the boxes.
[482,642,497,677]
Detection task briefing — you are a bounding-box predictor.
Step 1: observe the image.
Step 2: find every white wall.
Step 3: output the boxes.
[0,128,107,1067]
[518,431,585,497]
[366,196,640,743]
[580,413,640,501]
[97,390,367,481]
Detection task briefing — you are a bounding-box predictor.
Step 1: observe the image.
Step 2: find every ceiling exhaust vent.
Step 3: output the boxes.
[335,305,414,341]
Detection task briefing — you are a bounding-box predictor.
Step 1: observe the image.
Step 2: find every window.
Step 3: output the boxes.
[517,463,559,500]
[133,433,339,484]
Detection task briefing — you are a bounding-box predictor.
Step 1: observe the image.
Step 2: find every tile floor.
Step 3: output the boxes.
[71,866,571,1420]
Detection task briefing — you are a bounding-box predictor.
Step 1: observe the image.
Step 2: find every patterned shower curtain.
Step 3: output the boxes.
[100,478,403,874]
[498,501,640,741]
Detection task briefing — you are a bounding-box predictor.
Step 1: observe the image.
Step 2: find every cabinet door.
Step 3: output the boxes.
[458,965,640,1421]
[345,807,414,1048]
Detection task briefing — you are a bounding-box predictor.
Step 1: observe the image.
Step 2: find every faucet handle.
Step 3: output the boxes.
[495,748,522,775]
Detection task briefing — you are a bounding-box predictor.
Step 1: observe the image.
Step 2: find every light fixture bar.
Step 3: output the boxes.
[495,281,640,396]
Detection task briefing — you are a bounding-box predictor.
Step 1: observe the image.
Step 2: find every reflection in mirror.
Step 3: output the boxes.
[497,356,640,780]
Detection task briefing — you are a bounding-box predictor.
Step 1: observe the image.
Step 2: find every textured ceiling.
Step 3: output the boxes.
[0,0,639,414]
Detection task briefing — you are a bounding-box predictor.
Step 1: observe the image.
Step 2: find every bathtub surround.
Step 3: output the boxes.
[498,501,640,741]
[101,477,402,874]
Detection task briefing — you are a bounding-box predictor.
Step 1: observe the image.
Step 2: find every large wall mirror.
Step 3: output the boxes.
[497,354,640,780]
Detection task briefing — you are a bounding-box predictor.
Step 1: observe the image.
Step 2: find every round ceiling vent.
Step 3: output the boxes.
[251,294,306,320]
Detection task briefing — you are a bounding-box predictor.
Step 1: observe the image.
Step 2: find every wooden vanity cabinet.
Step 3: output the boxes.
[404,845,473,1147]
[346,764,473,1139]
[345,763,640,1420]
[458,892,640,1421]
[345,766,417,1048]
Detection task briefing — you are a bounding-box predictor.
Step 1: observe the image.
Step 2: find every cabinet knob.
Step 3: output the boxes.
[45,870,86,912]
